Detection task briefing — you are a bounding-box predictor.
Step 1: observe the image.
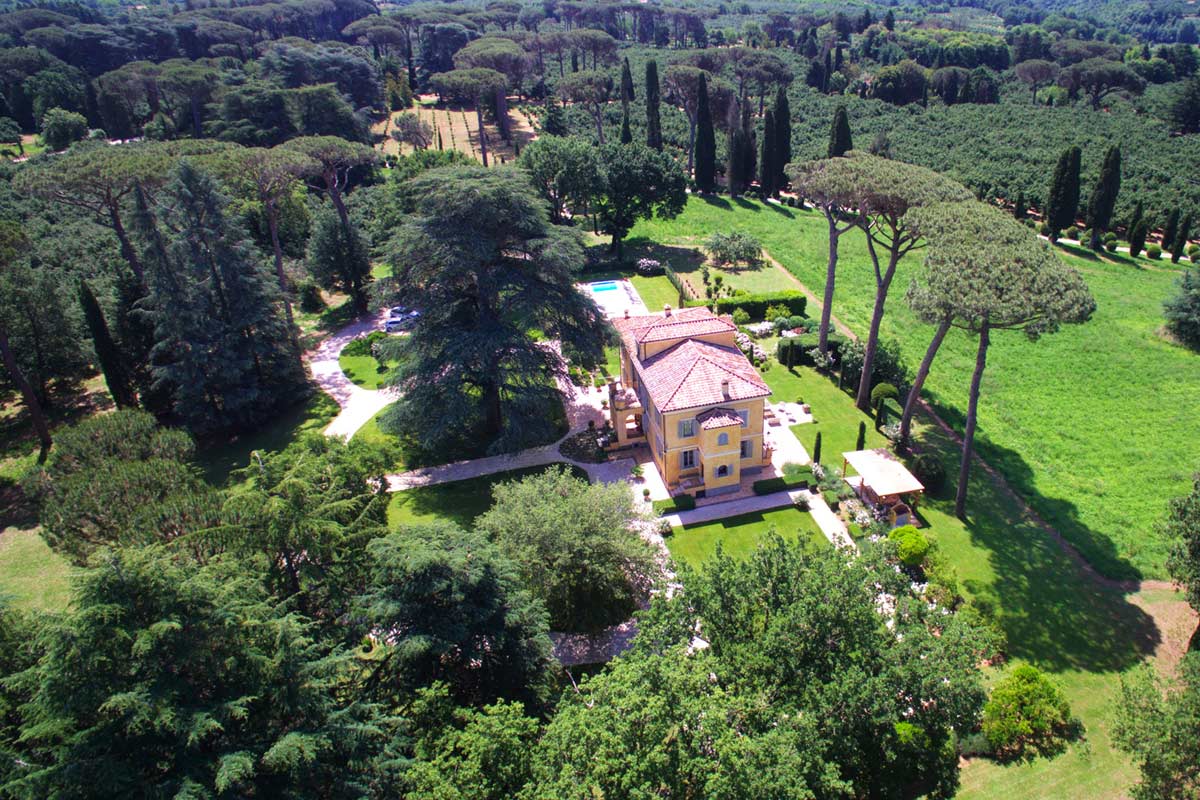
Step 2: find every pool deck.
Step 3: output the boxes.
[581,278,649,319]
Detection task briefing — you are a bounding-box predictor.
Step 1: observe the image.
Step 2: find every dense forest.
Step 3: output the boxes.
[0,0,1198,797]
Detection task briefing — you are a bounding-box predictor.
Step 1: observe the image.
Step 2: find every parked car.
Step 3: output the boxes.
[384,309,420,333]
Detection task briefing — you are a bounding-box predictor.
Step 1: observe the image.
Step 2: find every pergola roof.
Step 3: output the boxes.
[842,448,924,497]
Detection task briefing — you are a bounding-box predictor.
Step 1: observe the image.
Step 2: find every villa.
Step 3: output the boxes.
[607,304,772,497]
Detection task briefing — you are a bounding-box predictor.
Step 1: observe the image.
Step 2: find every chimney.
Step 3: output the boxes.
[623,308,630,319]
[663,303,672,318]
[721,378,730,398]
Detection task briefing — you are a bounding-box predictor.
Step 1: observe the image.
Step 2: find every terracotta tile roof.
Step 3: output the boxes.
[611,306,736,354]
[640,339,770,412]
[696,407,743,429]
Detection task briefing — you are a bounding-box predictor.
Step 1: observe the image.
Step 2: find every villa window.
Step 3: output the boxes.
[678,418,696,438]
[681,449,696,469]
[738,409,749,427]
[740,439,752,459]
[717,464,729,478]
[717,432,729,446]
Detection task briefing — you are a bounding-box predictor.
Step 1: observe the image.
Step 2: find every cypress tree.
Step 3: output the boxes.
[1045,145,1081,238]
[1013,191,1026,220]
[620,57,635,104]
[759,108,777,196]
[741,104,756,192]
[1163,208,1181,250]
[78,279,136,409]
[855,420,866,451]
[1087,145,1121,249]
[884,9,895,31]
[876,401,888,429]
[694,73,716,192]
[1128,199,1144,235]
[1172,212,1193,262]
[822,50,832,92]
[727,125,749,197]
[828,105,853,157]
[645,60,662,150]
[773,86,791,189]
[619,104,632,144]
[812,431,822,464]
[1129,218,1149,258]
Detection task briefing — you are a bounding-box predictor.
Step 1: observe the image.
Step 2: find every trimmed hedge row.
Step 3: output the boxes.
[775,332,851,367]
[752,467,814,495]
[651,494,697,516]
[686,290,807,320]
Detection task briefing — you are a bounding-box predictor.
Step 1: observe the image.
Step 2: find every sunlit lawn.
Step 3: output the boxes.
[387,462,588,530]
[667,506,827,569]
[338,353,395,390]
[631,196,1200,582]
[0,527,70,612]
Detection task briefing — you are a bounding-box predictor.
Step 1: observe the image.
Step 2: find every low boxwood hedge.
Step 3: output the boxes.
[752,467,813,495]
[651,494,697,515]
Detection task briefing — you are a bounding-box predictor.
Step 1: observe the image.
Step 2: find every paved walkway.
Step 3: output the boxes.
[306,311,398,439]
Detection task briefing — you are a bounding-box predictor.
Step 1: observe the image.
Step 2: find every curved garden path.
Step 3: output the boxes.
[304,310,398,440]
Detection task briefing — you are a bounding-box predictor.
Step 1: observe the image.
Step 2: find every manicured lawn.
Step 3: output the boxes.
[197,392,340,486]
[387,462,589,530]
[352,403,405,470]
[0,526,71,612]
[631,196,1200,582]
[667,506,828,570]
[621,229,799,298]
[762,364,890,467]
[338,353,394,390]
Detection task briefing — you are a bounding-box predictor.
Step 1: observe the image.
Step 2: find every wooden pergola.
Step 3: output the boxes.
[842,448,925,508]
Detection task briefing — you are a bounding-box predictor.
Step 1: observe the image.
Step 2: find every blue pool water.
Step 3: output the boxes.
[590,281,620,292]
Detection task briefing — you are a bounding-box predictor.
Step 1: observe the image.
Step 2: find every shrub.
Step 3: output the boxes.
[764,303,791,321]
[635,258,663,276]
[870,382,899,406]
[1147,243,1163,259]
[840,338,911,399]
[888,524,930,567]
[821,489,839,509]
[651,494,696,515]
[342,330,387,358]
[1038,221,1051,236]
[731,308,750,325]
[1065,225,1079,240]
[685,290,806,320]
[1106,239,1119,252]
[786,315,807,330]
[775,336,806,368]
[812,431,822,464]
[910,452,946,493]
[298,281,325,313]
[982,665,1074,760]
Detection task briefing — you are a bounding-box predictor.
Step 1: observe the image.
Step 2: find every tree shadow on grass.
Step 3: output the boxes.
[912,417,1159,675]
[924,394,1142,585]
[699,194,732,210]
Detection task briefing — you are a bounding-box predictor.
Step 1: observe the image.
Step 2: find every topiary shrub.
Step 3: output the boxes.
[1038,221,1051,236]
[1146,243,1162,259]
[1065,225,1079,240]
[888,524,929,567]
[731,308,750,325]
[870,382,898,407]
[910,452,946,493]
[982,665,1074,760]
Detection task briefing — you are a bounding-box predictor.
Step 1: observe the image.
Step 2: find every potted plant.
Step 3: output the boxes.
[642,487,651,500]
[631,463,644,480]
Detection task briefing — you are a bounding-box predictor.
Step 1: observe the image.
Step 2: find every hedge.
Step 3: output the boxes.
[752,466,813,495]
[651,494,697,515]
[686,290,807,320]
[775,332,850,367]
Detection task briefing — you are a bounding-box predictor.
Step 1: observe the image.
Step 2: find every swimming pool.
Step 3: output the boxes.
[590,281,620,292]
